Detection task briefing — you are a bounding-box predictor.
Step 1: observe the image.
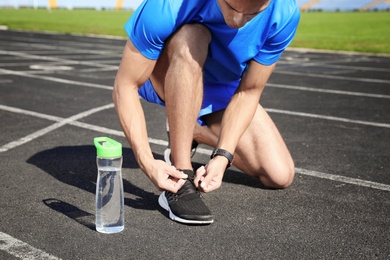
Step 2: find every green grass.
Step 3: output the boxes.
[0,8,132,37]
[291,12,390,53]
[0,8,389,53]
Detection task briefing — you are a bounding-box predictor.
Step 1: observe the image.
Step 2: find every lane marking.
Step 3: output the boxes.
[0,50,118,69]
[0,104,114,152]
[29,64,74,71]
[279,59,390,72]
[266,108,390,129]
[0,104,64,121]
[0,232,61,260]
[296,168,390,192]
[274,70,390,84]
[288,47,390,57]
[0,68,112,90]
[1,104,389,192]
[267,83,390,99]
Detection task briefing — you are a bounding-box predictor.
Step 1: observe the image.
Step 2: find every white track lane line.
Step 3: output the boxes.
[0,50,118,69]
[266,108,390,129]
[0,68,112,90]
[0,232,61,260]
[295,168,390,192]
[267,83,390,99]
[274,70,390,84]
[0,104,114,153]
[1,104,389,192]
[278,60,390,73]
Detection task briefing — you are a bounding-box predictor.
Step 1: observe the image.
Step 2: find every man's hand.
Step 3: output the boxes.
[147,160,188,193]
[194,156,228,192]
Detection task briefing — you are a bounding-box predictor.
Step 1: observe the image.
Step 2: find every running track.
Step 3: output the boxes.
[0,30,389,260]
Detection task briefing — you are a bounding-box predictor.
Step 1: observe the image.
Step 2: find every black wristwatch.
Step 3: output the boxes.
[210,148,234,168]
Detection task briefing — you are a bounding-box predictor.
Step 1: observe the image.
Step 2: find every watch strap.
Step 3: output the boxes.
[210,148,234,168]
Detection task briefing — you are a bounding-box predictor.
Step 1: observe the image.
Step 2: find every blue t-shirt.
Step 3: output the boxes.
[125,0,300,84]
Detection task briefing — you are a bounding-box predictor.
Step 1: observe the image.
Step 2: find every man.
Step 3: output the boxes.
[113,0,300,224]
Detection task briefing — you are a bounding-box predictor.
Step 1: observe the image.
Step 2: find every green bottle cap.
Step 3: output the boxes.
[94,137,122,158]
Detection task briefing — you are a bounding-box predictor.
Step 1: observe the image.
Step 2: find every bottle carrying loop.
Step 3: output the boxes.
[94,137,122,158]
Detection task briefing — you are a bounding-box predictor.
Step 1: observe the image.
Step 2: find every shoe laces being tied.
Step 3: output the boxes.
[175,169,200,199]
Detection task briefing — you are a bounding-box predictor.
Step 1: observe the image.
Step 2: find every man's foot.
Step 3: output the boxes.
[158,170,213,224]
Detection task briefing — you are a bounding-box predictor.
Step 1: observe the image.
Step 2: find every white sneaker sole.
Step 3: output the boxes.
[158,192,214,224]
[164,147,197,166]
[164,148,172,166]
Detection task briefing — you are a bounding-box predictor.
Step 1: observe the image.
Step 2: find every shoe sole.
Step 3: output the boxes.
[158,192,214,224]
[164,148,172,166]
[164,145,197,167]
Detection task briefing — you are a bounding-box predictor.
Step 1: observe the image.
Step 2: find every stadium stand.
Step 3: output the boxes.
[297,0,314,5]
[360,0,390,11]
[300,0,390,11]
[299,0,321,11]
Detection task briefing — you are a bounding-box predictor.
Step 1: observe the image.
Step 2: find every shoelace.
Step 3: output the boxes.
[177,179,199,198]
[173,169,200,198]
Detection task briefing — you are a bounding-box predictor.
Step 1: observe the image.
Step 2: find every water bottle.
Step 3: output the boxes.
[94,137,124,233]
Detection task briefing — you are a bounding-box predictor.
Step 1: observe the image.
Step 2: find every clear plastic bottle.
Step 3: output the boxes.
[94,137,124,234]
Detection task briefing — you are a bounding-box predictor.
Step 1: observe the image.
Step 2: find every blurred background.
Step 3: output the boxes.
[0,1,389,53]
[0,0,389,11]
[0,0,143,10]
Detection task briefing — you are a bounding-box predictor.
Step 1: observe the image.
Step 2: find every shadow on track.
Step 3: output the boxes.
[27,145,266,228]
[27,145,160,208]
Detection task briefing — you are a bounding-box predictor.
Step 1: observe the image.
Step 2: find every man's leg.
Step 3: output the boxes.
[202,104,295,189]
[149,24,211,170]
[145,24,214,224]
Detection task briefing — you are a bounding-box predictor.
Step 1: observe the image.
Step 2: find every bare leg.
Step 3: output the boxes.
[202,104,295,188]
[149,24,211,170]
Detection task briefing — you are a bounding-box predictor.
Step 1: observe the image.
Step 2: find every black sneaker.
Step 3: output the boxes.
[158,170,214,224]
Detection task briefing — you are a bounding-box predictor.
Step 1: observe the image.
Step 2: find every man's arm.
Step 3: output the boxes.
[196,60,276,192]
[113,39,187,192]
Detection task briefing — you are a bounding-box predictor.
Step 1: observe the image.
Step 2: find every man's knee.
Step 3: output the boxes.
[259,160,295,189]
[166,24,211,62]
[172,23,211,45]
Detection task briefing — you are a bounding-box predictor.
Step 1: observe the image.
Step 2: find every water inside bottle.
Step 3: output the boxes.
[96,166,124,233]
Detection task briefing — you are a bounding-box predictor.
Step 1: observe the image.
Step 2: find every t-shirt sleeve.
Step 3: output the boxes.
[254,5,300,65]
[124,0,179,60]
